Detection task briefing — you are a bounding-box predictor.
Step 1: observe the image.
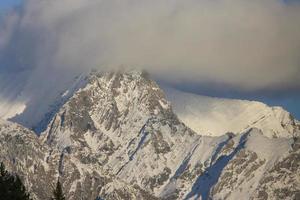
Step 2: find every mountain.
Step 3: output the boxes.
[163,86,300,138]
[0,69,87,131]
[1,69,299,139]
[0,70,299,200]
[0,118,158,200]
[0,118,52,200]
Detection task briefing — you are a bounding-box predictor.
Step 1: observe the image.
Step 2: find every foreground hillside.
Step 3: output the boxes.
[0,71,299,200]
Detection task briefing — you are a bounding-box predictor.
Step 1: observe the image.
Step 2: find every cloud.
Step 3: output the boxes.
[0,0,300,91]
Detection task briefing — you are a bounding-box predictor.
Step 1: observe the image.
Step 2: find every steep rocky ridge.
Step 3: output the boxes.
[0,119,158,200]
[0,70,299,200]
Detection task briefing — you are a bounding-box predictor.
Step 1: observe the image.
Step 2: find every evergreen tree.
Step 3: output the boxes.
[0,162,8,177]
[0,162,31,200]
[51,179,65,200]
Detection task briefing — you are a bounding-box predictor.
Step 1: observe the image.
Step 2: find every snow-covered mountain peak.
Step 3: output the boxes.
[1,67,298,139]
[39,70,203,198]
[162,86,300,138]
[41,69,177,150]
[1,70,299,199]
[86,69,172,115]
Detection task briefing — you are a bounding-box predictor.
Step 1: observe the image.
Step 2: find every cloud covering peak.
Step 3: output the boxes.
[1,0,300,91]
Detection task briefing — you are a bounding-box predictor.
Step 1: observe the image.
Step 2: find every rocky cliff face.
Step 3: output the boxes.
[0,70,299,200]
[40,70,200,198]
[0,119,158,200]
[0,119,54,200]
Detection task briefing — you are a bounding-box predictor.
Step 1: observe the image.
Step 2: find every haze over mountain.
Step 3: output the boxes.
[0,0,300,199]
[1,0,300,118]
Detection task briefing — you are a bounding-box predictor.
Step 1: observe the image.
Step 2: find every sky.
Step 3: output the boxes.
[0,0,20,12]
[0,0,20,7]
[0,0,299,118]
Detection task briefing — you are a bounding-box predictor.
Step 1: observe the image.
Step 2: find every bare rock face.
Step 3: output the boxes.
[0,70,299,200]
[0,119,56,200]
[252,137,300,200]
[0,119,157,200]
[40,70,200,198]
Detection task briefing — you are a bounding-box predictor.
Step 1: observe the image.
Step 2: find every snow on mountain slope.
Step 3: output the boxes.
[0,70,299,200]
[164,128,297,200]
[1,67,298,139]
[163,86,300,138]
[0,118,159,200]
[38,70,299,199]
[208,129,295,200]
[0,70,88,132]
[41,70,200,196]
[0,119,56,200]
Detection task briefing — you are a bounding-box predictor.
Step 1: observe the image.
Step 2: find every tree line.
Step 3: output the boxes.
[0,162,65,200]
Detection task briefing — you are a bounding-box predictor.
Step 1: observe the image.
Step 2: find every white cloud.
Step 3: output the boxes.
[0,0,300,90]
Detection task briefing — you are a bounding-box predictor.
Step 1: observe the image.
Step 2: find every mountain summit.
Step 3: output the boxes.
[0,70,299,200]
[163,86,300,138]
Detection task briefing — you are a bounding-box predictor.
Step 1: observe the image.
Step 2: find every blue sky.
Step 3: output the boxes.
[0,0,21,10]
[0,0,21,17]
[0,0,299,119]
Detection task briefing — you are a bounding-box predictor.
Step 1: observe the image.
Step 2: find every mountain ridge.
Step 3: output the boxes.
[163,85,300,138]
[0,70,299,199]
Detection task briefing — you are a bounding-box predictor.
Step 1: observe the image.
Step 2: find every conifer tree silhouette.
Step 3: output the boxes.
[0,162,31,200]
[51,179,65,200]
